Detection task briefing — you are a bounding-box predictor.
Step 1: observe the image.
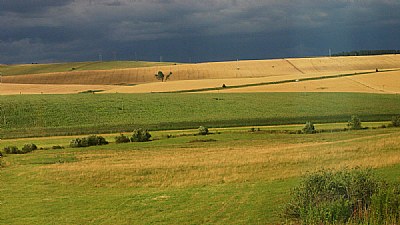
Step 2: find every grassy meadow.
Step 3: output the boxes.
[1,127,400,224]
[0,61,177,76]
[1,92,400,138]
[1,91,400,224]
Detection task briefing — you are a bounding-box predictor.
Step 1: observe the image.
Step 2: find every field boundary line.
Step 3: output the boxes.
[160,69,400,93]
[285,59,305,74]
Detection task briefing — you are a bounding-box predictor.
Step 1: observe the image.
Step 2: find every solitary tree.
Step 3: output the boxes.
[348,115,362,130]
[155,71,172,82]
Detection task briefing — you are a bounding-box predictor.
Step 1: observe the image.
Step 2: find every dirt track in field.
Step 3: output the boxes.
[1,55,400,94]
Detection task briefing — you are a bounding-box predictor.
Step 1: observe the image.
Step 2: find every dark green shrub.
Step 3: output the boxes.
[4,146,20,154]
[391,115,400,127]
[283,169,400,224]
[21,143,37,153]
[70,138,87,148]
[131,128,151,142]
[115,134,130,143]
[87,135,108,146]
[70,135,108,148]
[52,145,64,149]
[198,126,209,135]
[302,121,316,134]
[348,115,362,130]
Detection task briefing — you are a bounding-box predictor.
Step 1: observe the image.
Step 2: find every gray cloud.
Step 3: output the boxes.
[0,0,399,64]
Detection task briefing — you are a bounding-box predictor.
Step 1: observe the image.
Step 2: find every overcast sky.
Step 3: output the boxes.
[1,0,399,64]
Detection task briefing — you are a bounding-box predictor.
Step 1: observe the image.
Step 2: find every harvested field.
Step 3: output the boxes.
[2,55,400,94]
[211,70,400,94]
[0,83,114,95]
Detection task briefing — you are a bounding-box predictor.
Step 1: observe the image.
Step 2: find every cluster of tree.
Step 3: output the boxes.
[332,49,400,57]
[3,144,37,154]
[115,128,152,143]
[70,135,108,148]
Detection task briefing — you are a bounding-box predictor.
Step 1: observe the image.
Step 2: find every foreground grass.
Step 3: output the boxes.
[1,92,400,138]
[0,61,177,76]
[1,127,400,224]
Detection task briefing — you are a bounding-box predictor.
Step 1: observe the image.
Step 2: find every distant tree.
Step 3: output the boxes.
[198,126,209,135]
[348,115,362,130]
[155,71,173,82]
[131,128,151,142]
[302,121,316,134]
[391,115,400,127]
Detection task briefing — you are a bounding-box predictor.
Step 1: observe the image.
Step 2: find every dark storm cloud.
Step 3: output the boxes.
[1,0,399,64]
[0,0,73,14]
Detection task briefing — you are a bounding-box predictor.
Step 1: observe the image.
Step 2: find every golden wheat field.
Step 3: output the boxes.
[1,55,400,94]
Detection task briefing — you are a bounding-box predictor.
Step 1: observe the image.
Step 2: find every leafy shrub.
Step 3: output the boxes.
[70,135,108,148]
[392,115,400,127]
[198,126,209,135]
[87,135,108,146]
[4,146,20,154]
[283,169,400,224]
[3,144,38,154]
[115,134,130,143]
[302,121,316,134]
[348,115,362,130]
[131,129,151,142]
[22,143,38,153]
[52,145,64,149]
[70,138,88,148]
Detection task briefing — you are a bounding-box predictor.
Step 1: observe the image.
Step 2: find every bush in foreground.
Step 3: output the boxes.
[131,129,151,142]
[283,168,400,224]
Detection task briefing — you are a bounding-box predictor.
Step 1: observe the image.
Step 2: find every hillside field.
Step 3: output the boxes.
[1,55,400,94]
[1,92,400,138]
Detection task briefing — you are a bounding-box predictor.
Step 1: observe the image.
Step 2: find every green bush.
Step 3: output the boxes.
[52,145,64,149]
[348,115,362,130]
[131,129,151,142]
[87,135,108,146]
[4,146,20,154]
[115,134,130,143]
[391,115,400,127]
[283,169,400,224]
[198,126,209,135]
[22,143,38,153]
[302,121,316,134]
[70,135,108,148]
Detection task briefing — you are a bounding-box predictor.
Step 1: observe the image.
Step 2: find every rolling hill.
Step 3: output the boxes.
[1,55,400,94]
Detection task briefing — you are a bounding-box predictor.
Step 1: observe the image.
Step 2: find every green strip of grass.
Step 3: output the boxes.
[0,92,399,138]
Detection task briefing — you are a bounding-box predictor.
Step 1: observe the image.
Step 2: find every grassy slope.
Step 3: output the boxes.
[0,61,177,76]
[1,92,400,138]
[1,128,400,224]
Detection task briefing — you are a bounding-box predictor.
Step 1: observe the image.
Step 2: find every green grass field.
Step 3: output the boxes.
[0,61,177,76]
[1,92,400,139]
[1,127,400,224]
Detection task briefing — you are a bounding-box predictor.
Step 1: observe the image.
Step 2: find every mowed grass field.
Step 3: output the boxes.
[1,92,400,138]
[1,127,400,224]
